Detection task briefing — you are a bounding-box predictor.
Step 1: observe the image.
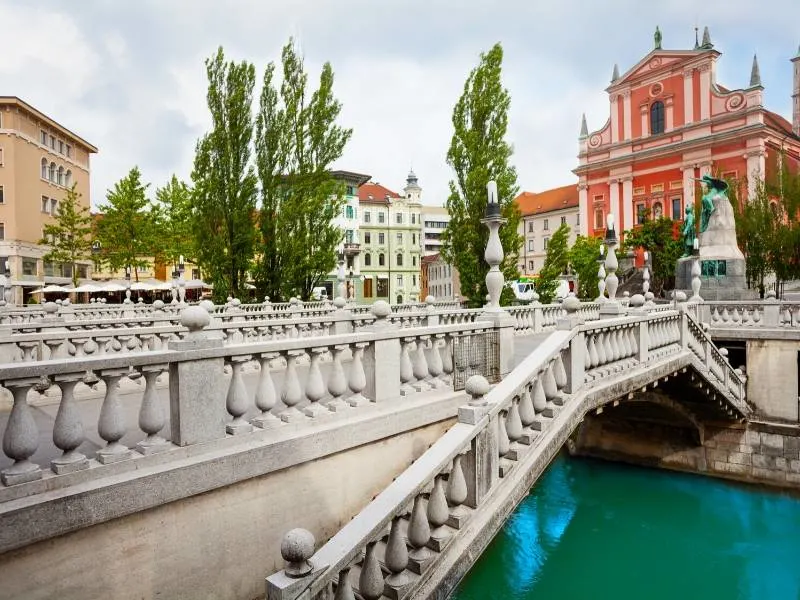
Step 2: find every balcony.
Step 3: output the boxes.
[343,242,361,255]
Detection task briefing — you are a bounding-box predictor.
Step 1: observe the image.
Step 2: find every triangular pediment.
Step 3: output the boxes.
[608,49,716,90]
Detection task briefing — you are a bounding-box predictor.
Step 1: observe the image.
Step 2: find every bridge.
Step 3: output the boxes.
[0,293,797,600]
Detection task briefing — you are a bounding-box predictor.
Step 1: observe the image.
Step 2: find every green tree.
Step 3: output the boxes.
[536,224,570,303]
[39,184,92,287]
[255,39,352,300]
[96,167,159,281]
[732,180,773,293]
[191,47,258,301]
[569,235,603,300]
[154,175,194,274]
[441,43,522,307]
[622,214,682,296]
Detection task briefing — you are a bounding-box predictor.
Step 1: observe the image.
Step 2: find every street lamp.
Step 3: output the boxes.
[178,255,186,304]
[596,243,606,302]
[124,266,132,304]
[336,252,346,301]
[481,180,506,311]
[599,213,621,316]
[689,238,703,302]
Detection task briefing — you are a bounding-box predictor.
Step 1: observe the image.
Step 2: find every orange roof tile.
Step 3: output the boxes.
[514,184,578,216]
[421,253,440,264]
[358,182,401,203]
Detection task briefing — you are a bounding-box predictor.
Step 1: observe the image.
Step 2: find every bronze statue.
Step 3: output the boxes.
[681,204,696,257]
[698,174,727,233]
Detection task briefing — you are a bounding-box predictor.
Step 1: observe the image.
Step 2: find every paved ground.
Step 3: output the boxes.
[0,332,555,471]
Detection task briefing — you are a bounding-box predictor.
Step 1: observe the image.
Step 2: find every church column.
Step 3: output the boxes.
[699,162,712,180]
[610,95,620,143]
[623,91,632,140]
[746,150,765,201]
[683,68,694,124]
[699,64,711,120]
[609,179,620,231]
[621,177,633,234]
[640,104,649,137]
[578,183,589,237]
[665,97,674,131]
[682,165,696,218]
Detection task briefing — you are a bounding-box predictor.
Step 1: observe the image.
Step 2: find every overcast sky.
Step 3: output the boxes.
[4,1,799,208]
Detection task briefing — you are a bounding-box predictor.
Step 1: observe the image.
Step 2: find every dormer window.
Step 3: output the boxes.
[650,101,665,135]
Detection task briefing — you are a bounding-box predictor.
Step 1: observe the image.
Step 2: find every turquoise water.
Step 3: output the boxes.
[451,454,800,600]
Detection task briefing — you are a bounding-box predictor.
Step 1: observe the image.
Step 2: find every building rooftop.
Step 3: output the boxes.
[0,96,98,153]
[358,182,401,204]
[421,253,440,264]
[330,170,371,186]
[422,205,449,215]
[515,184,579,217]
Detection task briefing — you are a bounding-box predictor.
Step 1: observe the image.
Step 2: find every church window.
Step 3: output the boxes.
[594,208,604,230]
[671,197,682,221]
[650,101,665,135]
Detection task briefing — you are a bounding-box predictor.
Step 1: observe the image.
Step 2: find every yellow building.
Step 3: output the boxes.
[0,97,97,302]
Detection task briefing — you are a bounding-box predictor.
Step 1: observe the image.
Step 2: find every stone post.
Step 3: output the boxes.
[596,244,606,302]
[557,295,584,393]
[363,300,401,402]
[331,296,353,335]
[168,306,226,446]
[763,289,780,326]
[458,376,499,509]
[425,295,440,326]
[628,294,649,363]
[265,529,323,600]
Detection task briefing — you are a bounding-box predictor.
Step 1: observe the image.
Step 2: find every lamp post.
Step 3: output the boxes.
[689,238,703,302]
[336,252,346,302]
[178,255,186,304]
[481,180,506,311]
[124,266,132,304]
[596,243,606,302]
[0,262,8,308]
[599,213,621,316]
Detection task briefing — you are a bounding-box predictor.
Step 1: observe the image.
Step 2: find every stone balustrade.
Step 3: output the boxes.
[266,305,749,600]
[694,300,800,329]
[0,304,500,500]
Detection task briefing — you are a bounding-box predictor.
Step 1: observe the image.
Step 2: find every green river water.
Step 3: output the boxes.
[451,454,800,600]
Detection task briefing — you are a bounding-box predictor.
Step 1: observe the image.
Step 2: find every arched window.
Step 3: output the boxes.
[396,253,403,267]
[650,101,665,135]
[65,170,72,187]
[57,166,64,186]
[49,162,56,181]
[396,294,403,304]
[41,158,48,179]
[378,253,385,267]
[364,253,372,267]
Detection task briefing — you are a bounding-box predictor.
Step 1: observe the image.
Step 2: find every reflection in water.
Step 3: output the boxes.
[452,454,800,600]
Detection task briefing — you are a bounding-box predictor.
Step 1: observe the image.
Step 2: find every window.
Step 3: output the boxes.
[22,258,37,276]
[412,233,416,245]
[41,158,48,179]
[345,230,354,244]
[364,211,371,223]
[560,215,566,226]
[364,253,371,267]
[192,268,200,280]
[650,101,665,135]
[396,213,403,224]
[672,197,682,221]
[364,232,371,244]
[576,212,580,226]
[396,233,403,245]
[633,186,646,196]
[396,294,403,304]
[77,265,88,279]
[49,162,56,181]
[652,201,663,219]
[49,135,55,149]
[42,196,49,213]
[594,208,604,230]
[544,237,550,250]
[528,240,535,252]
[377,278,388,297]
[528,260,534,271]
[543,219,549,231]
[378,212,385,224]
[0,186,3,204]
[50,198,57,214]
[396,274,403,287]
[65,144,72,158]
[363,278,373,298]
[43,261,55,277]
[650,183,664,193]
[411,213,416,225]
[58,140,64,154]
[396,253,403,267]
[57,166,64,186]
[0,223,4,240]
[528,221,534,233]
[378,233,385,245]
[0,148,3,166]
[412,274,417,286]
[636,203,646,225]
[378,253,385,266]
[670,180,683,190]
[41,131,48,145]
[345,205,354,219]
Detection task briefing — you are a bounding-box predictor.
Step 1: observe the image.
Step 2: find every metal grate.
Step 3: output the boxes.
[452,329,500,391]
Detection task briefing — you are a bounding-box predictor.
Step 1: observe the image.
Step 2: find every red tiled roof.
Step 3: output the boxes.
[358,182,401,203]
[421,253,439,264]
[514,184,578,216]
[765,110,800,142]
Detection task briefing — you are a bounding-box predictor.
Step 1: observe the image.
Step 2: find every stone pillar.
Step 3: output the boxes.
[699,64,711,120]
[622,90,632,140]
[168,306,226,446]
[610,94,619,143]
[683,68,694,124]
[746,150,765,202]
[578,183,589,237]
[621,177,633,234]
[682,165,696,217]
[640,103,649,137]
[609,179,620,231]
[459,376,498,509]
[762,291,780,326]
[363,300,401,402]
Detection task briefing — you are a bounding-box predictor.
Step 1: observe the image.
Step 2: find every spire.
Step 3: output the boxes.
[579,113,588,138]
[700,26,713,50]
[694,26,699,50]
[749,54,762,88]
[796,43,800,58]
[654,26,662,50]
[611,63,620,82]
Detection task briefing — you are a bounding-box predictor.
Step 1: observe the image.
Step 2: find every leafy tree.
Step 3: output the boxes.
[96,167,159,281]
[255,39,353,301]
[622,214,682,296]
[569,235,603,300]
[154,175,194,273]
[191,47,258,301]
[536,224,570,303]
[732,180,773,294]
[39,184,92,287]
[441,43,522,307]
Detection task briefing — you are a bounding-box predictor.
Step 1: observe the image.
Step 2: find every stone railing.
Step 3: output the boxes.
[696,300,800,329]
[0,304,501,498]
[265,304,749,600]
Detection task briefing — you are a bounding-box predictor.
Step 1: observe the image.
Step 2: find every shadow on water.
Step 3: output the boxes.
[451,452,800,600]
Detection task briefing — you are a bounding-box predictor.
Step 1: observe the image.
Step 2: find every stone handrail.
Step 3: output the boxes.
[265,306,748,600]
[696,300,800,329]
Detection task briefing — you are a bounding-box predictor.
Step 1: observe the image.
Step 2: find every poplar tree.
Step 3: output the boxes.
[255,39,352,300]
[96,167,159,281]
[536,224,571,303]
[440,43,522,307]
[39,184,92,287]
[191,47,258,300]
[154,175,194,273]
[568,235,603,299]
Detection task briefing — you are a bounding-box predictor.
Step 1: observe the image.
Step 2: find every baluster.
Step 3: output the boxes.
[427,474,450,549]
[51,374,89,474]
[554,353,568,391]
[334,567,356,600]
[506,398,523,445]
[97,368,132,464]
[588,333,599,368]
[595,332,606,366]
[412,336,432,391]
[226,355,253,434]
[385,516,411,590]
[279,350,305,422]
[303,348,327,417]
[439,333,454,386]
[603,331,614,363]
[326,345,350,412]
[518,384,535,429]
[497,411,510,457]
[136,366,170,454]
[359,541,384,600]
[44,338,63,360]
[543,362,560,414]
[19,341,38,362]
[252,352,280,428]
[629,326,639,356]
[427,336,445,388]
[400,338,416,395]
[408,494,434,566]
[1,378,42,485]
[347,342,368,406]
[532,377,547,414]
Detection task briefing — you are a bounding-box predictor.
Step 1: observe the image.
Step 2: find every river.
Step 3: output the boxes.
[451,454,800,599]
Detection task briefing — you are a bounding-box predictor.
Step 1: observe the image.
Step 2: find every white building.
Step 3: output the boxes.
[423,253,460,301]
[422,205,450,256]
